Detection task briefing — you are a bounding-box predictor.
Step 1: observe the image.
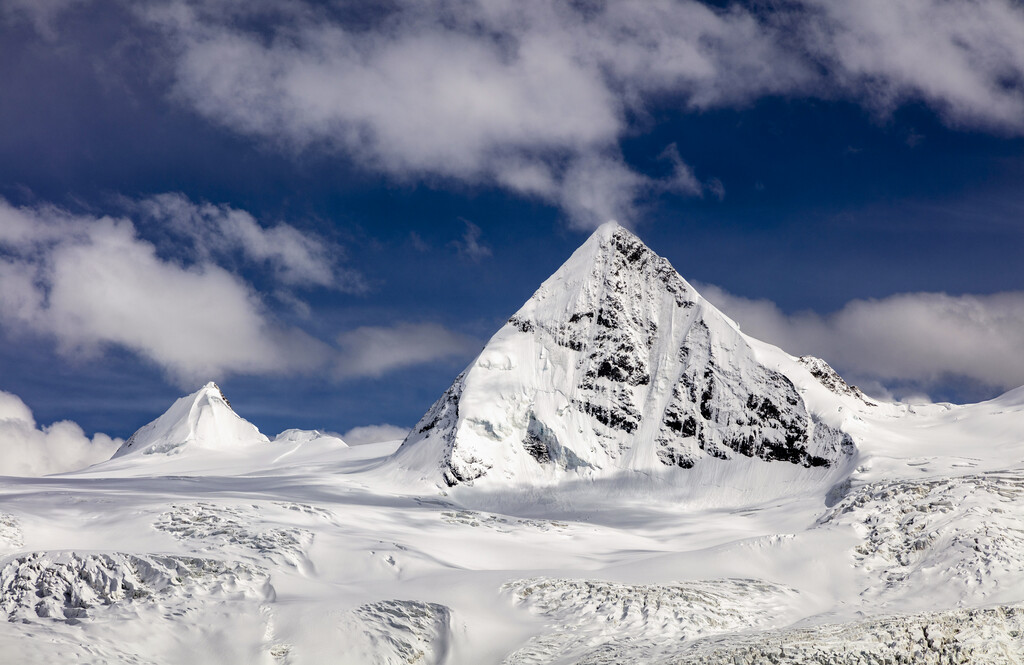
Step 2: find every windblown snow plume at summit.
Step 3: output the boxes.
[3,227,1024,664]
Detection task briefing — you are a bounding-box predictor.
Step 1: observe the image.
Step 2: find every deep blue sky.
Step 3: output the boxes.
[1,0,1023,440]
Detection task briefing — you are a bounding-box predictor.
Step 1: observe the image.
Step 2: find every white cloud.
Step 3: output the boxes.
[121,0,1024,228]
[802,0,1024,132]
[0,390,35,424]
[0,197,333,385]
[0,197,482,384]
[342,424,410,446]
[139,0,774,228]
[0,389,121,476]
[0,0,88,40]
[135,193,364,292]
[699,283,1024,395]
[557,154,653,230]
[452,220,492,262]
[335,322,479,379]
[658,144,704,199]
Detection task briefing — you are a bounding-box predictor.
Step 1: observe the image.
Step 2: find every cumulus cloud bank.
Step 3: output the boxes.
[0,390,121,476]
[699,284,1024,396]
[0,197,478,384]
[137,0,808,227]
[0,197,338,384]
[119,0,1024,228]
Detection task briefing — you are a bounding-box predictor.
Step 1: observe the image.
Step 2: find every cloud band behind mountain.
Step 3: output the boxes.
[700,283,1024,396]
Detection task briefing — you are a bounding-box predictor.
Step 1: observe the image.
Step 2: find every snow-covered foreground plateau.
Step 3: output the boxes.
[3,224,1024,663]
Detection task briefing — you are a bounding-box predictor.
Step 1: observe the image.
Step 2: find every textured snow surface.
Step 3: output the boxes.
[0,551,271,622]
[0,513,22,552]
[3,224,1024,663]
[819,470,1024,605]
[337,600,452,665]
[676,604,1024,664]
[155,503,316,572]
[502,577,801,664]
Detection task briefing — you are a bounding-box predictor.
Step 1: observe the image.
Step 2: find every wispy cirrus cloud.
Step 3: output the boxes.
[335,322,479,379]
[452,220,492,263]
[133,193,366,292]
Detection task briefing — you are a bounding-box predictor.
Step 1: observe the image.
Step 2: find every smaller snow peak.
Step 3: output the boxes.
[111,381,268,459]
[274,429,348,447]
[197,381,233,411]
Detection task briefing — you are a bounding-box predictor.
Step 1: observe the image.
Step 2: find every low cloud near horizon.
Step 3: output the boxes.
[0,389,121,476]
[0,197,335,385]
[342,424,411,446]
[699,283,1024,398]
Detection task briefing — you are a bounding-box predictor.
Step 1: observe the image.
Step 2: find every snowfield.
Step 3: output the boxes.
[2,223,1023,663]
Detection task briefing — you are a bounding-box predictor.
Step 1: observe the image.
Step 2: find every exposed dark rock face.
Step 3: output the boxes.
[407,371,487,487]
[799,356,876,406]
[522,414,590,471]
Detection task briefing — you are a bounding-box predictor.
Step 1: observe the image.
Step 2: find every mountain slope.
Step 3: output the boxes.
[394,222,858,489]
[112,382,269,458]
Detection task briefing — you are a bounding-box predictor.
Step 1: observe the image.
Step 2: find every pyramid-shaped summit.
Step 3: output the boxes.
[394,222,856,488]
[112,382,269,458]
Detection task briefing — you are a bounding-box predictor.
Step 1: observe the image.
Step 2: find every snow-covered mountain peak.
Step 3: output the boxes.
[273,428,348,447]
[394,224,856,491]
[112,382,269,458]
